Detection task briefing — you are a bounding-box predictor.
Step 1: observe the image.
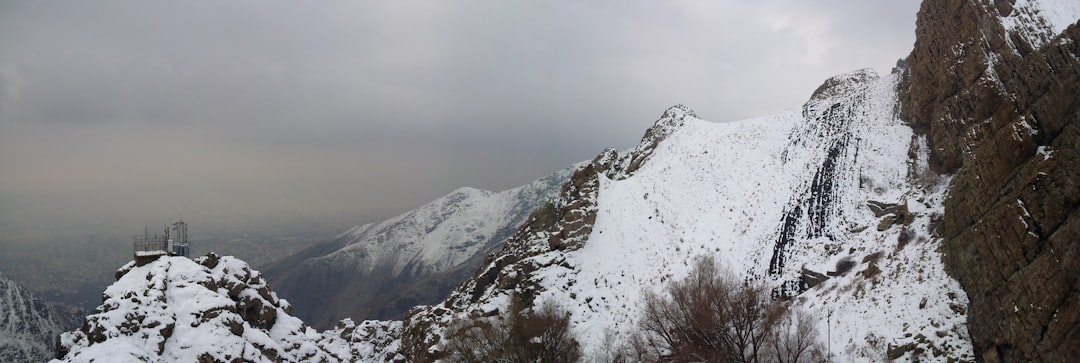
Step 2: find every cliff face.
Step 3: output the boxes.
[905,0,1080,361]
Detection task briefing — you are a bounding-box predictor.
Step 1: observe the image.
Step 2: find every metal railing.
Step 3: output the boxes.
[133,234,169,256]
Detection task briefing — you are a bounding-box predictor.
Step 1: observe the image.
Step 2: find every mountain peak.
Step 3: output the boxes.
[808,68,879,103]
[54,253,404,362]
[660,104,697,119]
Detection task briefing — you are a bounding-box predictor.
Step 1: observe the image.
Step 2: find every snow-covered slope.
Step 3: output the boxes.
[404,70,974,361]
[327,169,571,278]
[52,254,402,362]
[1,271,79,362]
[553,72,969,360]
[266,169,570,327]
[1000,0,1080,49]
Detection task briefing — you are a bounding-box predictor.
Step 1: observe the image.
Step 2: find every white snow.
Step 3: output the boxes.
[1037,145,1054,160]
[1,272,75,362]
[323,168,570,278]
[1032,0,1080,35]
[51,255,403,363]
[431,70,973,361]
[1001,0,1080,49]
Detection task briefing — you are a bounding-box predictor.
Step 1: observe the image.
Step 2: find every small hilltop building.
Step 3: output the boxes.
[133,220,190,265]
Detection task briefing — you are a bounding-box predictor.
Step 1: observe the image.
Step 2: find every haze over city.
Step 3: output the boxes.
[0,0,920,240]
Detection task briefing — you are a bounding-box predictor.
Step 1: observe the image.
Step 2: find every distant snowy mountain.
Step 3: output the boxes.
[52,254,402,362]
[0,271,79,362]
[266,169,571,328]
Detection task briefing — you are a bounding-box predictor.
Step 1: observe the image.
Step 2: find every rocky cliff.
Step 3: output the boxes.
[904,0,1079,361]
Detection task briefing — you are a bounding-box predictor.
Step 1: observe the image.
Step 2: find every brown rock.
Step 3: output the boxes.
[907,0,1080,361]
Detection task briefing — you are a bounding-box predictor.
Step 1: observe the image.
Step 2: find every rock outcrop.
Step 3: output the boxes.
[904,0,1080,361]
[52,254,403,362]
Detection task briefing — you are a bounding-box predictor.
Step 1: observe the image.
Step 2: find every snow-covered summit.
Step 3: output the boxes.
[52,254,402,362]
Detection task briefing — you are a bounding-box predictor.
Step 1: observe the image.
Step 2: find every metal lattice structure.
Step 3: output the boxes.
[171,220,189,258]
[132,220,190,262]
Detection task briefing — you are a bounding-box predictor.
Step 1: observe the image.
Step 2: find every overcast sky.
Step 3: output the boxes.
[0,0,921,239]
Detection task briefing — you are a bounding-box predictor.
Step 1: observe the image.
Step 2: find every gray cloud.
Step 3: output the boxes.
[0,0,920,239]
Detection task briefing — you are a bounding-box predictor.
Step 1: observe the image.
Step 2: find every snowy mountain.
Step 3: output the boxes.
[48,0,1080,361]
[0,271,79,362]
[266,169,570,328]
[398,0,1080,361]
[404,71,976,361]
[52,254,403,362]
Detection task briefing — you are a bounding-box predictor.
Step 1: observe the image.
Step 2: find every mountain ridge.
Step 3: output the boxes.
[401,68,974,362]
[264,168,571,328]
[0,271,80,362]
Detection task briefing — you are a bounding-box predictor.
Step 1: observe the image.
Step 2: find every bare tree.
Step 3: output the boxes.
[640,256,824,363]
[444,317,510,363]
[771,312,826,363]
[443,299,581,363]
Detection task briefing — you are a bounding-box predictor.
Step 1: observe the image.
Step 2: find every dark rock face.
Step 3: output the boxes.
[905,0,1080,361]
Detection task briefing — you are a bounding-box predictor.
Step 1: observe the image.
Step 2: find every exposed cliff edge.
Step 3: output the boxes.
[904,0,1079,361]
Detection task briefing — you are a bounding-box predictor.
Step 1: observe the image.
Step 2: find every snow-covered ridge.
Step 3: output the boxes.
[404,70,973,361]
[1,271,78,362]
[264,165,573,329]
[1000,0,1080,49]
[52,254,402,362]
[324,168,571,278]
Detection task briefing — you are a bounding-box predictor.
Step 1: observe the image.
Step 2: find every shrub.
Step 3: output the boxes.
[444,299,580,363]
[639,256,826,363]
[770,311,826,363]
[834,257,857,275]
[897,227,915,250]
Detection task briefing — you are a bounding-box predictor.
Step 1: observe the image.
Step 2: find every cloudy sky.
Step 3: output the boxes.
[0,0,920,238]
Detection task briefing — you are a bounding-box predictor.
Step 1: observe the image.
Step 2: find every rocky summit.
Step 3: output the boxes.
[52,254,402,362]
